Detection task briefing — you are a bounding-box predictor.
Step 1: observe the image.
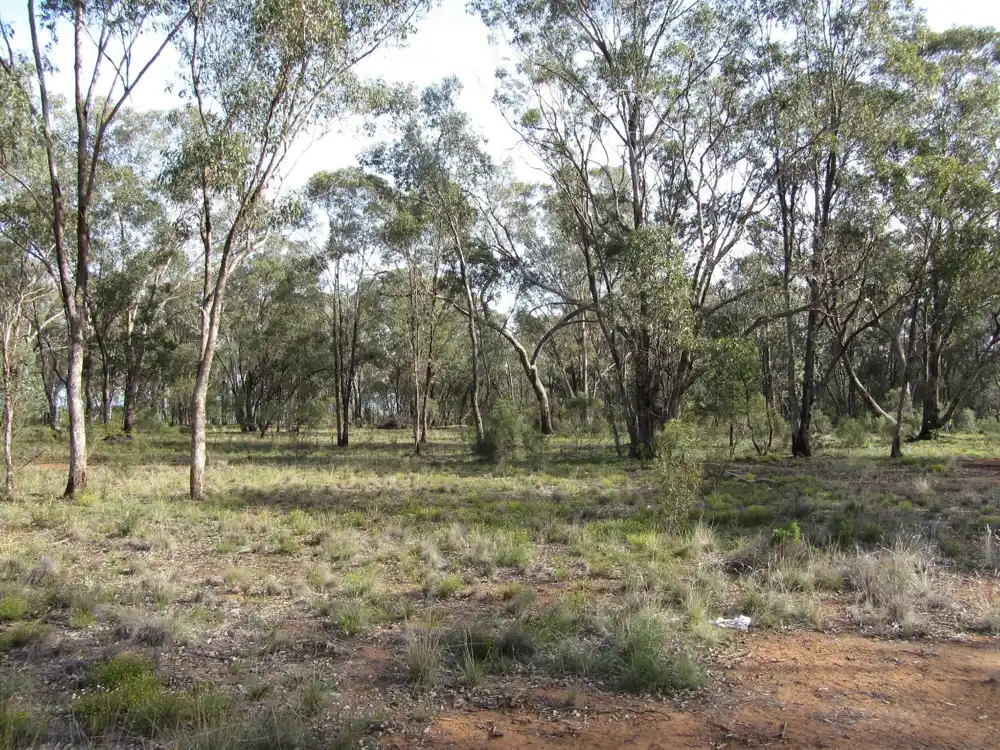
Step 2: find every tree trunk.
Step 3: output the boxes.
[631,318,657,459]
[190,303,224,500]
[2,384,13,498]
[64,317,88,496]
[190,234,228,500]
[791,281,821,458]
[123,366,140,433]
[891,299,921,458]
[190,363,211,501]
[1,330,15,497]
[461,298,484,443]
[581,320,589,425]
[101,366,113,424]
[918,309,943,440]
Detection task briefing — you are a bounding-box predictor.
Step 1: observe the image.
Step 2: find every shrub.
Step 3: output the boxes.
[433,574,463,600]
[950,408,976,433]
[654,421,705,530]
[0,622,49,652]
[771,521,802,547]
[0,594,29,623]
[846,543,932,626]
[473,401,547,466]
[72,654,226,738]
[835,418,870,449]
[0,697,46,749]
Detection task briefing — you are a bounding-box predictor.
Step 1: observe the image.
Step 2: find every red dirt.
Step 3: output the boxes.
[386,631,1000,749]
[960,458,1000,476]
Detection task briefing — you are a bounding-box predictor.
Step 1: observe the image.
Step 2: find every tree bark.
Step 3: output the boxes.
[122,365,140,433]
[791,295,820,458]
[891,298,921,458]
[1,323,16,497]
[2,384,13,498]
[64,320,88,495]
[918,301,943,439]
[455,246,484,444]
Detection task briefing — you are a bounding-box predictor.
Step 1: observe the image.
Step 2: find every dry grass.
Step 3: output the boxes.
[0,428,996,747]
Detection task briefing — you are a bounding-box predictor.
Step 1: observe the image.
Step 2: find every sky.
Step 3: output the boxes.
[1,0,999,188]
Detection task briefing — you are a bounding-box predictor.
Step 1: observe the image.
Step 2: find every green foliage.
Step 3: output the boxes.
[0,697,45,750]
[771,521,802,546]
[654,421,705,530]
[0,594,28,623]
[611,608,705,694]
[473,401,547,466]
[0,622,48,652]
[73,654,227,738]
[951,408,976,432]
[835,418,873,449]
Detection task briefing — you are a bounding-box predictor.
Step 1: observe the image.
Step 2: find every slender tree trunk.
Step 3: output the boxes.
[791,300,819,457]
[65,317,87,495]
[632,316,656,459]
[918,302,943,439]
[122,364,140,433]
[2,384,13,498]
[190,362,211,501]
[891,298,921,458]
[190,298,225,500]
[1,327,15,497]
[101,366,113,424]
[456,253,484,443]
[581,320,589,425]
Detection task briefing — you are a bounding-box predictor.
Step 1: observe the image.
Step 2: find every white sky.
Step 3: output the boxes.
[1,0,998,188]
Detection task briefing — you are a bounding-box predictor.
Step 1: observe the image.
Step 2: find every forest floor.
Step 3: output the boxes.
[1,426,999,749]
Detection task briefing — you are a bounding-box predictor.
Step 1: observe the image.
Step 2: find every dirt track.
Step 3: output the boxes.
[386,632,1000,749]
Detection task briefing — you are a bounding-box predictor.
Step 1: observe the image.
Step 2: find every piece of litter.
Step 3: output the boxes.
[713,615,752,631]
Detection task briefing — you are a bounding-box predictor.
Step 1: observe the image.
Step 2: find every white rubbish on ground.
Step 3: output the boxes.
[712,615,752,631]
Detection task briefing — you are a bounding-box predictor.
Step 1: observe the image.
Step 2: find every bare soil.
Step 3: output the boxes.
[386,631,1000,749]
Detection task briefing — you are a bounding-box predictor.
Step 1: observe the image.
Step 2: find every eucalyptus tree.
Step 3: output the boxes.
[476,0,768,457]
[748,0,913,456]
[0,48,54,491]
[307,169,388,446]
[0,231,48,497]
[0,0,190,496]
[164,0,428,500]
[87,110,186,430]
[381,208,441,451]
[364,79,493,443]
[883,26,1000,441]
[218,245,328,436]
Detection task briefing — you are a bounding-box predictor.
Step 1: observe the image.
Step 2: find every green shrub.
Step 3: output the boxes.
[433,574,463,600]
[950,408,976,433]
[473,401,547,466]
[0,622,49,652]
[654,421,705,530]
[73,654,226,738]
[0,698,46,749]
[0,594,29,623]
[738,505,775,527]
[771,521,802,546]
[835,418,871,449]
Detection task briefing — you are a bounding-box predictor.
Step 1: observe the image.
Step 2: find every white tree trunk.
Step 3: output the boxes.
[64,320,88,497]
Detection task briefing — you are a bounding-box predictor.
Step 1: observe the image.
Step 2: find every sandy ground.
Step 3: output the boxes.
[385,631,1000,749]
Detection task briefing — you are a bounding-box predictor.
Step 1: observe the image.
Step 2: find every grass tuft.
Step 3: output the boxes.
[405,629,443,689]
